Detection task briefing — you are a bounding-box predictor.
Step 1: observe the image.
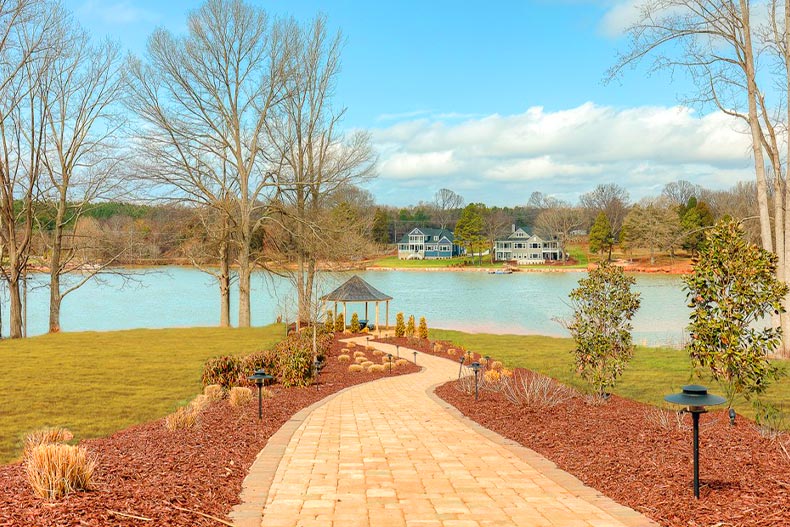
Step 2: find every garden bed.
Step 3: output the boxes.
[0,333,416,526]
[378,336,790,527]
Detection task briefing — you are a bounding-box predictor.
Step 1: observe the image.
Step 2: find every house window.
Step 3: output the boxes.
[530,253,540,259]
[530,243,540,249]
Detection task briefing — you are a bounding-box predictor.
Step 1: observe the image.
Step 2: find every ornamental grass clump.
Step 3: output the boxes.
[203,384,225,401]
[23,428,74,457]
[338,354,351,362]
[368,364,385,373]
[501,370,575,409]
[395,359,409,367]
[189,394,211,412]
[228,387,253,407]
[361,361,374,368]
[348,364,363,372]
[25,443,96,500]
[164,405,200,431]
[353,350,366,358]
[355,356,367,364]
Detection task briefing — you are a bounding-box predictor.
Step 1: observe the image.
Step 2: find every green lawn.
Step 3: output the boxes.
[430,329,790,422]
[371,255,502,268]
[0,325,284,464]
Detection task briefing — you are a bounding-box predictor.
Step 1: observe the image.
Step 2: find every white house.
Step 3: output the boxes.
[493,226,562,265]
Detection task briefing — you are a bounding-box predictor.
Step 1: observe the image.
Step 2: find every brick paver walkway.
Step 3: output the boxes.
[230,338,657,527]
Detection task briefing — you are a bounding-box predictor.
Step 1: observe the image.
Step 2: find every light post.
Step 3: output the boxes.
[396,344,400,358]
[413,350,417,365]
[247,369,273,420]
[470,362,481,401]
[387,353,393,374]
[665,385,725,499]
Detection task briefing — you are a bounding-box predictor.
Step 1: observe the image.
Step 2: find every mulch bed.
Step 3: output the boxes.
[374,336,790,527]
[0,334,417,527]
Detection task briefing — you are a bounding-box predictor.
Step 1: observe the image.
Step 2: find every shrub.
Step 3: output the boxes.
[353,351,366,358]
[164,405,200,431]
[447,349,457,356]
[348,364,363,372]
[341,347,350,354]
[484,370,502,384]
[395,359,409,367]
[372,349,383,356]
[347,342,356,348]
[204,384,225,401]
[406,315,416,338]
[335,313,345,333]
[350,313,361,333]
[324,310,334,332]
[25,444,95,500]
[368,364,385,373]
[684,219,788,407]
[24,428,73,457]
[566,260,641,397]
[274,330,332,388]
[490,360,503,371]
[228,387,253,407]
[338,354,351,362]
[361,361,374,368]
[418,317,428,339]
[202,355,243,389]
[355,356,367,364]
[395,312,405,337]
[241,349,277,379]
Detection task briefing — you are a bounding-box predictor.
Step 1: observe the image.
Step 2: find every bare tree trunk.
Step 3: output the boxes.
[219,234,230,328]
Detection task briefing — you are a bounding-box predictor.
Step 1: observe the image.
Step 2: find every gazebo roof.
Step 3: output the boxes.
[321,275,393,302]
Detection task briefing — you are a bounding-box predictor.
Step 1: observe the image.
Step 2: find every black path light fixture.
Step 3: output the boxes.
[457,354,466,379]
[484,355,490,370]
[470,362,481,401]
[396,344,400,359]
[665,385,726,499]
[387,353,393,374]
[413,350,417,365]
[248,369,274,421]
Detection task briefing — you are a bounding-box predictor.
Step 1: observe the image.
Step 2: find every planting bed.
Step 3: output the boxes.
[0,334,417,526]
[376,337,790,527]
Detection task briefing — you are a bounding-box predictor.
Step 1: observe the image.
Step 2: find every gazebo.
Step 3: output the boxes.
[321,275,393,331]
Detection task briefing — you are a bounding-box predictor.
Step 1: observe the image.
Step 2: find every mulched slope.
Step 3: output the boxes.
[0,334,417,527]
[389,336,790,527]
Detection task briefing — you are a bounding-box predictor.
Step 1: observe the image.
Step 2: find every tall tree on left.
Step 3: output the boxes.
[128,0,291,327]
[0,0,57,338]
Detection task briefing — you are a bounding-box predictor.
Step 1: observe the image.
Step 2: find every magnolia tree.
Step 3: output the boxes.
[566,261,641,397]
[684,220,788,407]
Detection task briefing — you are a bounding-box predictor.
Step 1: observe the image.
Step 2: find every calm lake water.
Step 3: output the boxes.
[0,268,690,346]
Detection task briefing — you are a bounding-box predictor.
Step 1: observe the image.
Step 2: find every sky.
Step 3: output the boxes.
[61,0,755,207]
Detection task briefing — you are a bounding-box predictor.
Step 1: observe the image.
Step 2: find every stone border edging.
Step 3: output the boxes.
[425,381,659,527]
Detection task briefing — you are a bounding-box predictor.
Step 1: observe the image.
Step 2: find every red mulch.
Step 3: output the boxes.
[378,337,790,527]
[0,334,417,527]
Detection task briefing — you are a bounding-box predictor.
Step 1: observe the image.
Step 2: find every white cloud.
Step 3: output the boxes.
[368,102,755,206]
[600,0,642,37]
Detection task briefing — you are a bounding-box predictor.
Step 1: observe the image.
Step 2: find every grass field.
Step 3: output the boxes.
[0,325,284,464]
[430,329,790,423]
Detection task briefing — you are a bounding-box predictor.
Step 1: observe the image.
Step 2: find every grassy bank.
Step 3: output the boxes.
[0,325,284,464]
[430,329,790,422]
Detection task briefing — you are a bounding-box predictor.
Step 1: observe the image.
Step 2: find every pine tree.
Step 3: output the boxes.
[589,212,614,261]
[418,317,428,339]
[350,312,360,333]
[335,313,345,333]
[406,315,416,338]
[395,312,405,337]
[372,208,390,243]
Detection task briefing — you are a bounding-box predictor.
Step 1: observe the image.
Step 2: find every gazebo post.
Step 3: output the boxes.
[365,302,369,320]
[343,302,347,330]
[386,300,390,330]
[375,301,380,333]
[333,301,338,319]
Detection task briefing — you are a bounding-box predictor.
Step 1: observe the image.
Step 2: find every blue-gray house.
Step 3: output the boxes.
[396,227,464,260]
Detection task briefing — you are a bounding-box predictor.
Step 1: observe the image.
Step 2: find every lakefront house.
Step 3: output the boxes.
[493,225,563,265]
[397,227,464,260]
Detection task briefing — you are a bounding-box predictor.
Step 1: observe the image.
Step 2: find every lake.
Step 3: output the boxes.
[0,267,690,346]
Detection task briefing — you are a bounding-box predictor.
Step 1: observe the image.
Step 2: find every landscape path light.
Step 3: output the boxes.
[313,356,322,389]
[248,369,274,421]
[413,350,417,365]
[396,344,400,358]
[387,353,393,374]
[470,362,481,401]
[457,354,466,379]
[664,384,725,499]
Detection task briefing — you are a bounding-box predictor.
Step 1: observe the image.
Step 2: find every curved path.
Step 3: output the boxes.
[231,338,657,527]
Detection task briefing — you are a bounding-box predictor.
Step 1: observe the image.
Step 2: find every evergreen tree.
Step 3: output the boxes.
[589,212,614,261]
[455,203,486,264]
[371,208,390,243]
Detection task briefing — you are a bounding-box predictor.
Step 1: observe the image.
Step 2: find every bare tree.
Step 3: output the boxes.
[661,180,703,207]
[37,9,126,333]
[433,188,464,230]
[579,183,630,238]
[0,0,55,338]
[266,16,375,323]
[535,202,585,261]
[620,198,682,264]
[128,0,289,327]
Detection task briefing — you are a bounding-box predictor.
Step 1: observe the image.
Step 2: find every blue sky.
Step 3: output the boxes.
[63,0,751,206]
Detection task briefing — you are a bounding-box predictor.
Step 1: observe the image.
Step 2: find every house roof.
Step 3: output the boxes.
[321,275,393,302]
[397,227,455,244]
[495,227,543,243]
